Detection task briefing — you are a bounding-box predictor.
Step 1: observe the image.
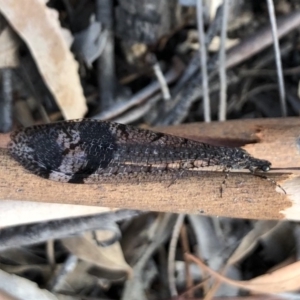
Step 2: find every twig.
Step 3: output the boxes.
[0,68,13,133]
[48,254,78,292]
[168,214,185,297]
[218,0,229,121]
[196,0,211,122]
[205,5,223,47]
[173,6,223,96]
[96,0,115,110]
[229,42,293,113]
[46,239,56,268]
[225,10,300,69]
[113,93,161,124]
[171,53,200,96]
[121,214,176,300]
[149,54,171,101]
[155,71,239,125]
[266,0,287,117]
[234,83,279,112]
[0,210,143,251]
[180,224,194,297]
[1,118,299,220]
[20,62,50,124]
[93,67,181,120]
[239,65,300,76]
[156,11,300,125]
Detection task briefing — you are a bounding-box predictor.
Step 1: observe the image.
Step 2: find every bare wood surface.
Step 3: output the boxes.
[1,118,300,220]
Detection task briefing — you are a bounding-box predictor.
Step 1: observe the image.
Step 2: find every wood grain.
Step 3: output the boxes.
[1,118,299,220]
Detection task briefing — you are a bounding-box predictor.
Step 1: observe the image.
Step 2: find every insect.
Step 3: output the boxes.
[8,119,271,184]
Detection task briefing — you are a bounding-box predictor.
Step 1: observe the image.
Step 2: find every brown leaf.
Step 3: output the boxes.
[0,0,87,119]
[62,233,132,280]
[0,16,19,68]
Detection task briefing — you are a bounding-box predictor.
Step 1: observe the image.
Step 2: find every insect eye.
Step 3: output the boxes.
[262,165,270,172]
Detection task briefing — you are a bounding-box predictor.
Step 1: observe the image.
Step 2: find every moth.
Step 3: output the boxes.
[8,119,271,184]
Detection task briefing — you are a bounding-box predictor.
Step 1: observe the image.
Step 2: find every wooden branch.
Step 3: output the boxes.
[1,118,299,220]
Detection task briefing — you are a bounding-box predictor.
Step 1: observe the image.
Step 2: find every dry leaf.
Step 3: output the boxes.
[73,15,108,67]
[0,0,87,119]
[0,16,19,68]
[62,234,133,280]
[0,269,59,300]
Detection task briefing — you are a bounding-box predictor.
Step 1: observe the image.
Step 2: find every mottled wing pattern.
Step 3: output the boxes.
[8,119,271,183]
